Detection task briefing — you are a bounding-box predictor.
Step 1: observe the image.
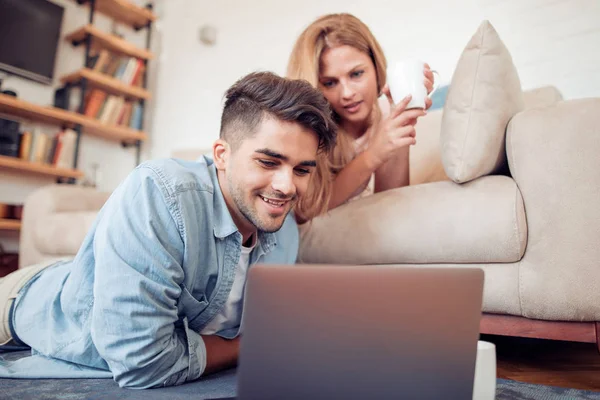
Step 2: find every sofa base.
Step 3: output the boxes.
[480,313,600,353]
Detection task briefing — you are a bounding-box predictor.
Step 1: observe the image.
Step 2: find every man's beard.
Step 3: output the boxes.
[228,177,296,233]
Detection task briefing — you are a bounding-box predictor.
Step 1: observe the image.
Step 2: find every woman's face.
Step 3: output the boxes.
[318,45,379,131]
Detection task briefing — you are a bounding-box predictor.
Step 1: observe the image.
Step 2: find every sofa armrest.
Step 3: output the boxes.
[507,98,600,320]
[19,185,110,268]
[298,175,527,265]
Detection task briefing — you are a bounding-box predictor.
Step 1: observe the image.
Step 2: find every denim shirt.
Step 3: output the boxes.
[0,156,299,388]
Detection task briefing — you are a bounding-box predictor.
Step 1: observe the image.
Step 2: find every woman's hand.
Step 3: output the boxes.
[364,86,426,169]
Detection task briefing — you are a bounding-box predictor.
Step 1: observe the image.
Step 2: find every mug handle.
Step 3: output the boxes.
[428,70,441,98]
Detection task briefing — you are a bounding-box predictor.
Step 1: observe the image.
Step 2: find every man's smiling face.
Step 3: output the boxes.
[215,115,319,238]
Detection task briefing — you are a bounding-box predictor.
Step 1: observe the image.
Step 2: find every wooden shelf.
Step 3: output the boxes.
[65,25,154,60]
[61,68,151,100]
[0,155,83,179]
[71,0,157,30]
[0,94,147,143]
[0,218,21,231]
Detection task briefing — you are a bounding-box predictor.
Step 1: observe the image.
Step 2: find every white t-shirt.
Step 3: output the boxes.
[200,237,256,335]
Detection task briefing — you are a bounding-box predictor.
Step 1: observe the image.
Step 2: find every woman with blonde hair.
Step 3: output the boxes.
[288,13,434,222]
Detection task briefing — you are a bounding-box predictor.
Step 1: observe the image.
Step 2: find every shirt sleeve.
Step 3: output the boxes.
[90,165,207,388]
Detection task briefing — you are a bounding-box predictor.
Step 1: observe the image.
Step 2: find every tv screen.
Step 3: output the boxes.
[0,0,64,85]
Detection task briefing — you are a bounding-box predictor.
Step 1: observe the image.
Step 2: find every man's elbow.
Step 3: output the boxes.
[113,367,187,389]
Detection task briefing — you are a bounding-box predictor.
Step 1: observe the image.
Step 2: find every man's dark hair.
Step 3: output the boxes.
[220,71,336,153]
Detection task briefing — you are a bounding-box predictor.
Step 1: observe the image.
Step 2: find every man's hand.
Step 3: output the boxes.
[201,335,241,375]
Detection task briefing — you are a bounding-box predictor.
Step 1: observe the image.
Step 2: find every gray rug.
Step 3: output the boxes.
[1,352,599,399]
[497,379,600,399]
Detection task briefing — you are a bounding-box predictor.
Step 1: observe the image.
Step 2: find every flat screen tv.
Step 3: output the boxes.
[0,0,65,85]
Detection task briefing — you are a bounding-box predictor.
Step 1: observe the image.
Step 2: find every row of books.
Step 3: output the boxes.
[18,129,77,169]
[83,92,144,129]
[89,49,145,87]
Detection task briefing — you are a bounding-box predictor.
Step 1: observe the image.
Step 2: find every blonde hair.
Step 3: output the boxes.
[287,13,388,221]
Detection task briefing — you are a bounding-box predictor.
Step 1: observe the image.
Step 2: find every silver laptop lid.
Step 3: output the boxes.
[237,265,484,400]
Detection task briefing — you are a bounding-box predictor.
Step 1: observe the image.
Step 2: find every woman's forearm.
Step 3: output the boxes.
[329,150,381,209]
[374,145,410,192]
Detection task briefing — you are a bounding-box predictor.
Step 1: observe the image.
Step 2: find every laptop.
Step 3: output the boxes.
[215,265,484,400]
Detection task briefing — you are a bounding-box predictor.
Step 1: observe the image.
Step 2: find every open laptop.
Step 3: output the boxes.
[215,265,484,400]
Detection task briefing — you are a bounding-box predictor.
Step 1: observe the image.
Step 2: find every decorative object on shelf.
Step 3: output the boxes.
[80,162,101,189]
[53,86,71,110]
[0,117,21,158]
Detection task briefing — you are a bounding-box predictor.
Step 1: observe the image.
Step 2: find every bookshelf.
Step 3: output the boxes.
[0,219,21,231]
[63,1,156,167]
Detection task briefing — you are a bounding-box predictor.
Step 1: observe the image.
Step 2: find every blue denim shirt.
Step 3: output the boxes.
[0,156,299,388]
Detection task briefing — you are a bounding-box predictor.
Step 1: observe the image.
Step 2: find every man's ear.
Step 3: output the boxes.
[213,139,229,170]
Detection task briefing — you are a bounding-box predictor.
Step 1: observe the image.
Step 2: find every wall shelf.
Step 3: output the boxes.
[71,0,157,30]
[65,25,154,60]
[0,155,83,179]
[0,218,21,231]
[0,94,147,143]
[61,68,151,100]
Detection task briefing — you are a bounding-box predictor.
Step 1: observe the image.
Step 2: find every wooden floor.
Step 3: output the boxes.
[482,334,600,392]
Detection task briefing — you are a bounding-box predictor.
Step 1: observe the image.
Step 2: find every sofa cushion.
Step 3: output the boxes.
[440,20,524,183]
[298,175,527,264]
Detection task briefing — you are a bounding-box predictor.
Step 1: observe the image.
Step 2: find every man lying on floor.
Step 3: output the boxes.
[0,71,336,388]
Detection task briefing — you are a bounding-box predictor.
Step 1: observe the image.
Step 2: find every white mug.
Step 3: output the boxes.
[387,59,440,109]
[472,340,497,400]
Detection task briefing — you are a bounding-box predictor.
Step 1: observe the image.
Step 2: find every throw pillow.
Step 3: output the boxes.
[440,20,524,183]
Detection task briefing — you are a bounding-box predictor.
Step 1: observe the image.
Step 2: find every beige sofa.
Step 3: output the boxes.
[298,87,600,349]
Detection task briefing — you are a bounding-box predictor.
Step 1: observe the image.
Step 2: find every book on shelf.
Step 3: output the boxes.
[83,92,144,129]
[129,103,143,130]
[18,131,32,160]
[17,129,77,169]
[89,50,145,87]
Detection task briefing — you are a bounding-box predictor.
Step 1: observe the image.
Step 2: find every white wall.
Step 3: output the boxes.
[150,0,600,160]
[0,0,155,252]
